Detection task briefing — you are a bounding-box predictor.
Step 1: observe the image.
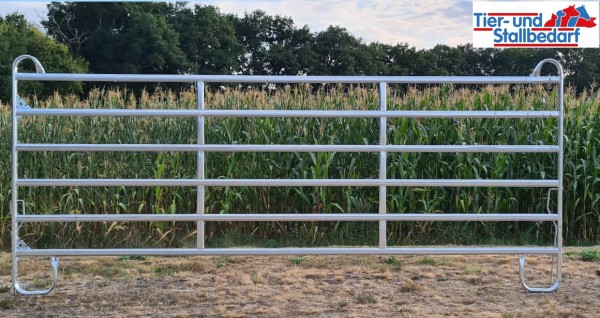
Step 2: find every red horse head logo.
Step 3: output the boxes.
[544,4,597,28]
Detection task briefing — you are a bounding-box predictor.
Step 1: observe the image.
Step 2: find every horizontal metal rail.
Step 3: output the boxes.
[16,144,560,153]
[15,72,561,84]
[16,213,560,223]
[16,178,559,187]
[16,109,560,118]
[16,247,559,257]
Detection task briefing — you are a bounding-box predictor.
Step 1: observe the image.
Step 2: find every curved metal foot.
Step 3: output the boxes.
[518,254,560,292]
[13,256,59,295]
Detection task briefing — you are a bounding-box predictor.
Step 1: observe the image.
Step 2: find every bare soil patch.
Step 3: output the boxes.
[1,247,599,317]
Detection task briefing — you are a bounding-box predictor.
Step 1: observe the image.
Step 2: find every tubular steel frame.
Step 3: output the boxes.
[11,55,564,294]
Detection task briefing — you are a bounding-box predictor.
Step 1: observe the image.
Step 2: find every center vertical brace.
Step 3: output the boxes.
[379,82,388,248]
[197,81,206,249]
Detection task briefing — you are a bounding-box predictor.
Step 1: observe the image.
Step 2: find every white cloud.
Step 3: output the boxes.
[194,0,475,48]
[1,0,481,49]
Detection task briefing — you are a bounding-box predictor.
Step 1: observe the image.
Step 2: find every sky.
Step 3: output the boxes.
[0,0,472,49]
[0,0,587,49]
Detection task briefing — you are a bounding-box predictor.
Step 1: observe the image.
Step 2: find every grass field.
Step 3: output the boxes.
[0,247,599,317]
[1,83,600,248]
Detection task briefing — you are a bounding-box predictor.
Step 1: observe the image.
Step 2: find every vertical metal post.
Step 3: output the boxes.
[197,82,205,249]
[518,58,563,292]
[11,58,20,292]
[378,82,387,248]
[10,55,59,295]
[556,66,564,283]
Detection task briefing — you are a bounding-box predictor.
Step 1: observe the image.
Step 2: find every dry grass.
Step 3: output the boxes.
[0,247,599,317]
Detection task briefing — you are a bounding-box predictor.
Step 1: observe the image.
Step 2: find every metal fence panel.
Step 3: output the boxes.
[11,55,564,294]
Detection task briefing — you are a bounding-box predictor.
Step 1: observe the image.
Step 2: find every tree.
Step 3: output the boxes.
[554,48,600,92]
[231,10,272,75]
[367,43,420,76]
[361,43,389,75]
[0,14,88,102]
[430,44,467,75]
[409,49,439,76]
[457,44,495,76]
[493,48,556,76]
[231,10,315,75]
[170,5,244,75]
[267,23,316,75]
[44,2,187,75]
[311,26,364,75]
[113,12,186,74]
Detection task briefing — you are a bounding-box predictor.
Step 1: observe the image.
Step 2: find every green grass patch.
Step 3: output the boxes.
[383,256,401,266]
[216,256,230,269]
[289,256,306,265]
[0,296,21,310]
[30,278,53,289]
[93,265,121,278]
[118,255,148,262]
[356,292,377,304]
[417,257,437,266]
[580,249,600,262]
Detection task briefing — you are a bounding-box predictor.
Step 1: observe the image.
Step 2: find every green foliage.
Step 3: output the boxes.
[417,257,437,266]
[0,296,21,310]
[289,256,305,265]
[580,249,600,262]
[1,2,598,249]
[0,13,88,102]
[39,1,600,92]
[311,26,365,75]
[560,49,600,92]
[216,256,230,268]
[230,10,316,75]
[44,2,186,75]
[3,83,598,249]
[117,255,147,262]
[383,256,401,266]
[118,12,186,74]
[171,5,244,75]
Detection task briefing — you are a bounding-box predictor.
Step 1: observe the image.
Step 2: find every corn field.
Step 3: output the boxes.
[0,83,599,249]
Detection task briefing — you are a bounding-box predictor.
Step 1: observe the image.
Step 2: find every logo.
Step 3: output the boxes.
[473,2,599,48]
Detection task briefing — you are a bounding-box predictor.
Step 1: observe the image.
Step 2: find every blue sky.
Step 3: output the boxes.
[0,0,578,49]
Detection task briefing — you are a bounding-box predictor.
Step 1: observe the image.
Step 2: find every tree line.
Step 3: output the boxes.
[1,1,599,101]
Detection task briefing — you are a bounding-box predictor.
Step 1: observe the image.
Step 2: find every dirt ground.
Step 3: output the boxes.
[0,247,599,317]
